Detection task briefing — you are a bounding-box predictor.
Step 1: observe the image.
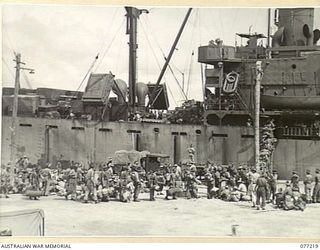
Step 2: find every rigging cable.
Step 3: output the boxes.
[71,53,100,100]
[21,70,33,89]
[185,9,198,98]
[198,10,205,101]
[139,17,179,106]
[73,16,126,98]
[2,57,15,81]
[140,18,187,100]
[94,16,126,72]
[3,27,17,55]
[96,8,119,57]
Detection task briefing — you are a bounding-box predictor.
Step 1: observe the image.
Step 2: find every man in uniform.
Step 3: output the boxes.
[165,171,182,200]
[255,173,268,210]
[130,163,141,202]
[204,172,215,199]
[187,144,196,163]
[185,170,201,199]
[41,167,51,196]
[0,164,10,198]
[30,166,41,191]
[291,171,300,191]
[312,169,320,203]
[65,168,77,200]
[174,164,182,180]
[304,169,313,204]
[83,164,98,203]
[268,170,278,203]
[147,171,157,201]
[247,168,260,208]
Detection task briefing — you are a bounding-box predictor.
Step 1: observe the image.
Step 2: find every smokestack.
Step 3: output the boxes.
[276,8,314,46]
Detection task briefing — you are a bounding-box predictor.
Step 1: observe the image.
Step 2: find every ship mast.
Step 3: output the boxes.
[10,53,34,183]
[125,7,149,111]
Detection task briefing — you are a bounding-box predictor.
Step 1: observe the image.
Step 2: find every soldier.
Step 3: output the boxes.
[147,171,157,201]
[76,164,84,185]
[29,166,41,191]
[155,170,166,195]
[101,164,112,189]
[187,144,196,163]
[130,163,142,202]
[119,165,131,202]
[291,171,300,191]
[255,173,268,210]
[214,166,221,189]
[247,168,260,208]
[268,170,278,203]
[0,164,10,198]
[204,172,215,199]
[174,164,182,180]
[283,181,295,210]
[312,169,320,203]
[165,172,182,200]
[41,167,51,196]
[83,164,98,203]
[304,169,313,204]
[185,170,201,199]
[65,169,77,200]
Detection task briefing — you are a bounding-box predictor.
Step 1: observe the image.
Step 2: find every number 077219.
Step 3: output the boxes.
[300,244,319,248]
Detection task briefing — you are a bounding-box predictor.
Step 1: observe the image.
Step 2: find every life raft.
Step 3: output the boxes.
[222,71,239,94]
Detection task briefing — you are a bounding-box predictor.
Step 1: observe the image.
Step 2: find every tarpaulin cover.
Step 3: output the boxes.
[82,73,114,104]
[113,150,150,165]
[0,209,45,236]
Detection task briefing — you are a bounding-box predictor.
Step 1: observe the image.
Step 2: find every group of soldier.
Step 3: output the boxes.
[1,155,320,212]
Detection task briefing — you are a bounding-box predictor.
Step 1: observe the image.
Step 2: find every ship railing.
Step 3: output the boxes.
[279,126,320,138]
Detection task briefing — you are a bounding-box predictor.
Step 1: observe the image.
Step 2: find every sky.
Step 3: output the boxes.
[2,4,320,108]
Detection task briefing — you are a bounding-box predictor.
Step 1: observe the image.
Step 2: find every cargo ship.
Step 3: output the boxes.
[2,7,320,178]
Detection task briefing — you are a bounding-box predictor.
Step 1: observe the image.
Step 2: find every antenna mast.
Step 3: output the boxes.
[125,6,149,111]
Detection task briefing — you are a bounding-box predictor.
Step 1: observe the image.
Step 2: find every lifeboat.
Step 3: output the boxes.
[261,94,320,109]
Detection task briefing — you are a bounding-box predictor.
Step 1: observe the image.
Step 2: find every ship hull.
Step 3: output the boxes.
[2,116,320,179]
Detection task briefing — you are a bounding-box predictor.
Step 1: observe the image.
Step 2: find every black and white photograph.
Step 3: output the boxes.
[1,3,320,239]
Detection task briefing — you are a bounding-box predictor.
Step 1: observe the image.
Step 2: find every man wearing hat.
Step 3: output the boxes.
[268,170,278,203]
[18,155,29,170]
[174,164,182,180]
[255,172,268,210]
[247,168,260,208]
[229,178,247,202]
[312,169,320,203]
[83,163,98,203]
[185,170,201,199]
[65,168,77,200]
[130,162,142,202]
[147,170,157,201]
[29,166,41,191]
[187,144,196,163]
[204,172,215,199]
[291,171,300,191]
[304,170,313,204]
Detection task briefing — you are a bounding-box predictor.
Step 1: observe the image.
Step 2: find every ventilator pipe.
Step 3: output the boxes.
[136,82,149,107]
[112,79,128,104]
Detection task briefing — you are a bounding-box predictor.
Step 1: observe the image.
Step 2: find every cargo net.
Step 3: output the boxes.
[259,119,278,169]
[168,99,204,125]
